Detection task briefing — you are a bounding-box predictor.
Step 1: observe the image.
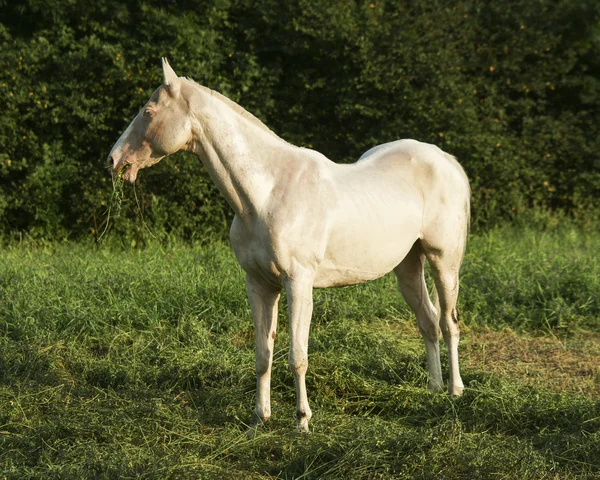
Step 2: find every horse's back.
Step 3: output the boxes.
[359,139,464,177]
[357,139,469,203]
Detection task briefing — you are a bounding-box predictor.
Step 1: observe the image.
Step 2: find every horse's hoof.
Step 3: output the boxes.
[246,417,268,438]
[297,418,310,433]
[428,380,445,394]
[246,424,260,438]
[449,386,464,397]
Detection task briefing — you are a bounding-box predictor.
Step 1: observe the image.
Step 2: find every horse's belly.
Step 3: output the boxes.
[313,258,400,288]
[313,219,420,288]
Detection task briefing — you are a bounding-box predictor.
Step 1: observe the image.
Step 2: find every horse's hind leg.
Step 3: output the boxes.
[422,244,465,396]
[394,241,444,392]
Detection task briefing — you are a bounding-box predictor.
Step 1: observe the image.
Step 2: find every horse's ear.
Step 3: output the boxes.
[162,57,178,86]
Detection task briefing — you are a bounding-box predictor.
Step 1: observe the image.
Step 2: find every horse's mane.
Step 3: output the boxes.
[185,78,283,141]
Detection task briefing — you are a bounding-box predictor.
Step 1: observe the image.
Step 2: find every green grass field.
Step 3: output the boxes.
[1,226,599,479]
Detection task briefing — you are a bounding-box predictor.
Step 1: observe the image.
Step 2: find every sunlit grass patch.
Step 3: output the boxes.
[463,328,600,397]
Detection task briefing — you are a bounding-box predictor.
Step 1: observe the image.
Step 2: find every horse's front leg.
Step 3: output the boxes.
[246,274,280,425]
[285,274,314,432]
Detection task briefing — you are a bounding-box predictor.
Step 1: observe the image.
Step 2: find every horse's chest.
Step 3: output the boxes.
[229,216,288,286]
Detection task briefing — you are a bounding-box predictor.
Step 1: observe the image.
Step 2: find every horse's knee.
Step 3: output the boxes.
[288,350,308,376]
[256,350,272,376]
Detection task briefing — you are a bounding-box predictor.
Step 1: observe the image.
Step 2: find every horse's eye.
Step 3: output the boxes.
[143,109,154,118]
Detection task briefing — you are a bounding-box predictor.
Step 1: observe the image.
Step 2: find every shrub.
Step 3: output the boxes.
[0,0,599,240]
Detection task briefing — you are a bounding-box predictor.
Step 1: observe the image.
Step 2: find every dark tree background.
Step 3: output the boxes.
[1,0,599,241]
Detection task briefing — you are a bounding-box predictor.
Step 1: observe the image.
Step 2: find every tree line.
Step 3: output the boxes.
[1,0,599,241]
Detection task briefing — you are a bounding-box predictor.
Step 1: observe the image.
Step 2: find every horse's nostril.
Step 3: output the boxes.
[107,154,116,167]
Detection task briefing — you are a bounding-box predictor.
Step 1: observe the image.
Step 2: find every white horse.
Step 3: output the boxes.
[108,58,471,432]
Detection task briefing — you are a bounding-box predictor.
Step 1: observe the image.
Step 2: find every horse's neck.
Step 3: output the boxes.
[187,87,293,219]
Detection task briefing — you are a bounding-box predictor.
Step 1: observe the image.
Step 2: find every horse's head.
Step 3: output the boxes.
[107,58,192,183]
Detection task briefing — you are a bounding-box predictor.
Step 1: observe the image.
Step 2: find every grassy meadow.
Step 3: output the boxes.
[0,226,599,479]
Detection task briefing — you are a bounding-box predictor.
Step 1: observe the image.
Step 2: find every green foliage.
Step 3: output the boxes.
[460,225,600,331]
[0,0,599,239]
[0,0,237,240]
[0,229,599,477]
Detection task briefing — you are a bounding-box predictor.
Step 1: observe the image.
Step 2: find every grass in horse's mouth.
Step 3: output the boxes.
[111,172,125,218]
[118,162,130,178]
[108,162,133,218]
[97,169,125,242]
